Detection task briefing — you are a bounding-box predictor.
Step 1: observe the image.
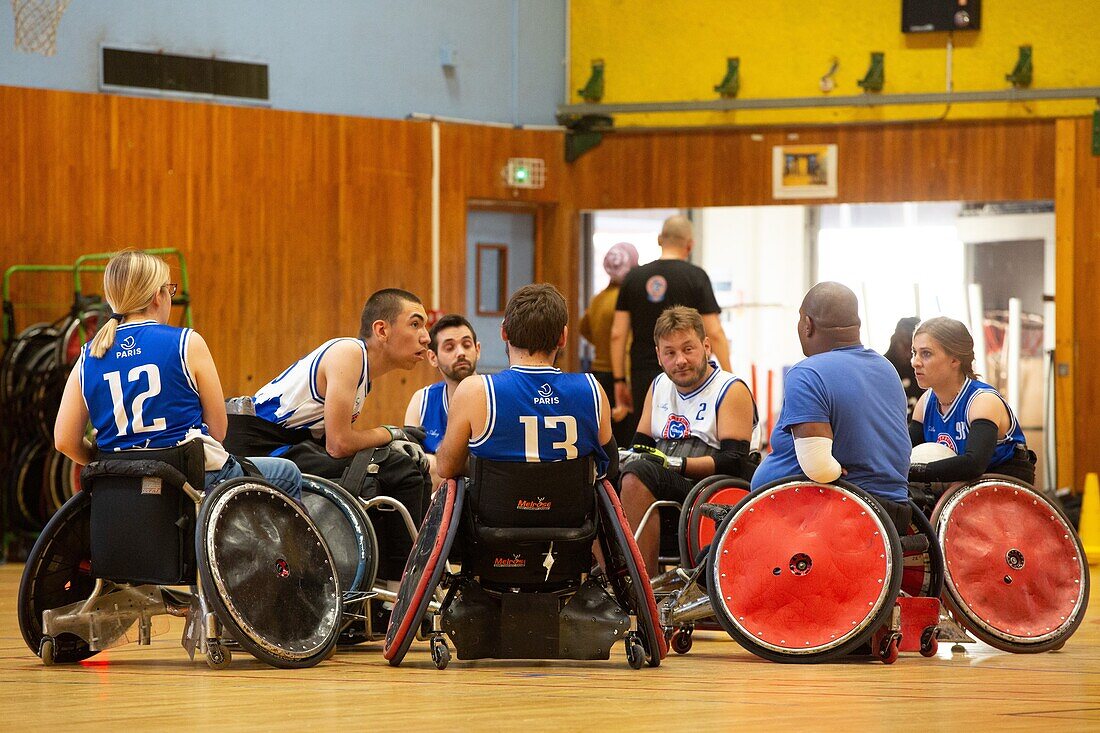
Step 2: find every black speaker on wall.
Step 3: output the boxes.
[901,0,981,33]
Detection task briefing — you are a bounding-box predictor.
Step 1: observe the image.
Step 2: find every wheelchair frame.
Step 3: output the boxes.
[20,466,342,670]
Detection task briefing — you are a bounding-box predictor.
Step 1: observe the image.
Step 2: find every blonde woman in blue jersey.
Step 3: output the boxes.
[53,250,302,499]
[909,316,1035,485]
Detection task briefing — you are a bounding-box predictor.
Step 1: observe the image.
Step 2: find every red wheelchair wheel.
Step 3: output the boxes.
[707,478,902,663]
[932,477,1089,653]
[596,479,668,666]
[681,478,750,569]
[383,478,463,666]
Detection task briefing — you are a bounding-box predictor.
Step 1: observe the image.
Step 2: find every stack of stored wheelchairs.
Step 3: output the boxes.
[648,465,1090,663]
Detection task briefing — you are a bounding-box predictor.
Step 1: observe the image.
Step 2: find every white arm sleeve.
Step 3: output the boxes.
[793,436,843,483]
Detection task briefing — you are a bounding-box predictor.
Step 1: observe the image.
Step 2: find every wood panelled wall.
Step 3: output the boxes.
[4,85,1095,488]
[571,121,1056,208]
[1055,118,1100,490]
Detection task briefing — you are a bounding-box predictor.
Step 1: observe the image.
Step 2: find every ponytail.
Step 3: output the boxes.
[87,251,170,358]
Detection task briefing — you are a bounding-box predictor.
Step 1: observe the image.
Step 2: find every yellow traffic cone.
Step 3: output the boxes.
[1081,472,1100,566]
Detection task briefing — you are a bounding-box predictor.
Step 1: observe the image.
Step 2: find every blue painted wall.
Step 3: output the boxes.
[0,0,565,125]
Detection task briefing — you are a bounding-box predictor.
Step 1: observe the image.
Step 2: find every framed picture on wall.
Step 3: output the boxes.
[772,144,838,199]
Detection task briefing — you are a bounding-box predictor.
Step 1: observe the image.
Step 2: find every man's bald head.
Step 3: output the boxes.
[801,282,861,330]
[798,281,863,356]
[659,215,694,248]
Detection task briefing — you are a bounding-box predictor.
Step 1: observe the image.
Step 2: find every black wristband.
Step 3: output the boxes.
[613,376,627,383]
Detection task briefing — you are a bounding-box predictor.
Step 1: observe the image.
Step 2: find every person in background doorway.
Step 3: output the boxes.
[580,241,639,444]
[610,215,731,432]
[883,316,922,419]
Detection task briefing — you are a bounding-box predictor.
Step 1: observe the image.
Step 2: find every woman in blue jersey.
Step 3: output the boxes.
[909,316,1035,485]
[53,250,302,499]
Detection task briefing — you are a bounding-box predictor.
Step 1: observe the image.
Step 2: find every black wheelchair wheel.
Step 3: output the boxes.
[17,491,98,663]
[707,477,903,664]
[300,474,378,600]
[383,478,463,667]
[197,478,341,668]
[931,476,1090,653]
[13,441,49,530]
[900,500,944,599]
[596,479,667,667]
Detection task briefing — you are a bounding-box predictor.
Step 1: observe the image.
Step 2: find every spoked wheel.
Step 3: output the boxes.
[596,479,667,667]
[707,478,903,663]
[17,492,98,663]
[932,476,1090,653]
[678,476,749,570]
[197,478,342,668]
[383,478,463,667]
[900,500,944,598]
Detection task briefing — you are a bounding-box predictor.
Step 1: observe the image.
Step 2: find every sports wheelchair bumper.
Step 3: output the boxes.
[18,440,342,669]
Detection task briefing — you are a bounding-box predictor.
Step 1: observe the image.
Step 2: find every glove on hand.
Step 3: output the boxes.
[384,425,428,446]
[621,444,684,474]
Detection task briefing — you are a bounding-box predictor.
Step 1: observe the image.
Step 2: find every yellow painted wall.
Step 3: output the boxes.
[570,1,1100,127]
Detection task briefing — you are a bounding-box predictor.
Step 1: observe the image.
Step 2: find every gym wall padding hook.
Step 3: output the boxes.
[577,59,604,103]
[714,57,740,99]
[819,57,839,93]
[857,52,885,93]
[1006,45,1033,89]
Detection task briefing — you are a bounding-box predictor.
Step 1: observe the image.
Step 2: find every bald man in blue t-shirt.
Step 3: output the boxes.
[752,282,912,529]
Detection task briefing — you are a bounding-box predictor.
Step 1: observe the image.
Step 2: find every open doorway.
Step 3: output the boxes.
[582,201,1054,489]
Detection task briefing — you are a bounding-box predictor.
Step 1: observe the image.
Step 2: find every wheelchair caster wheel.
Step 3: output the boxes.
[625,633,645,670]
[39,637,55,666]
[429,637,450,670]
[206,642,232,670]
[670,629,693,655]
[920,627,939,658]
[878,634,900,665]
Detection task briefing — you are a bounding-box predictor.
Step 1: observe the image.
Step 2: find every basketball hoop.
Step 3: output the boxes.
[11,0,71,56]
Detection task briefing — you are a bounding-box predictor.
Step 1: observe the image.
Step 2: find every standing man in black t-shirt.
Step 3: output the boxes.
[610,215,731,434]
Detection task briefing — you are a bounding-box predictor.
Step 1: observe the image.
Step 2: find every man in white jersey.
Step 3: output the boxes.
[223,288,432,580]
[404,314,480,489]
[619,306,757,575]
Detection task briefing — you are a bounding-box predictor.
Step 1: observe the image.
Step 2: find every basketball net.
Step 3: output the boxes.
[11,0,71,56]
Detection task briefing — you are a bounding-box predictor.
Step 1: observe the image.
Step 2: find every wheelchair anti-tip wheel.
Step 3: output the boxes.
[931,476,1090,653]
[383,478,464,667]
[596,479,668,667]
[197,478,342,668]
[707,478,903,663]
[678,475,750,570]
[17,491,98,664]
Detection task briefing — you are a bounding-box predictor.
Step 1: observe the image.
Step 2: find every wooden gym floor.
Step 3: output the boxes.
[1,563,1097,732]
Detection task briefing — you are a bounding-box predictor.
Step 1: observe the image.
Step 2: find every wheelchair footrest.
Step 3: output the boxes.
[43,584,172,652]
